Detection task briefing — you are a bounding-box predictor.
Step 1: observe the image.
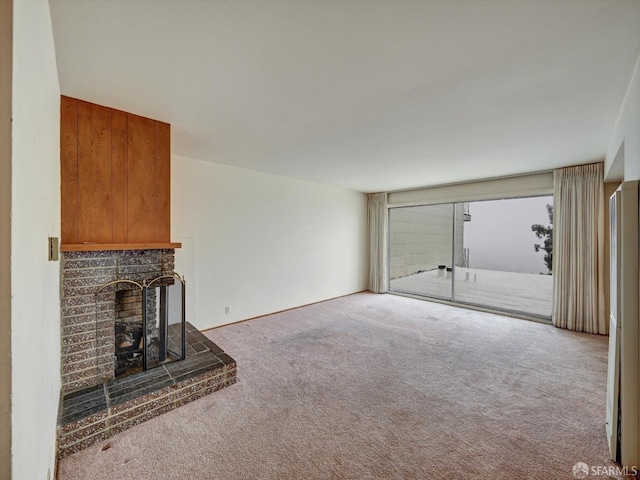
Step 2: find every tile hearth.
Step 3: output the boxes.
[57,323,236,458]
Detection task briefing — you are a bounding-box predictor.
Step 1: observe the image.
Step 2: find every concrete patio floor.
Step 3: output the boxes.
[389,267,553,317]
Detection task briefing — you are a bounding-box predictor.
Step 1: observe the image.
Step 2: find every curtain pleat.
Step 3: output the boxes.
[368,192,388,294]
[552,163,606,334]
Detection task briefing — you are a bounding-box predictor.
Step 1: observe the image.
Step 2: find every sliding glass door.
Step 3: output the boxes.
[388,203,467,300]
[388,196,553,319]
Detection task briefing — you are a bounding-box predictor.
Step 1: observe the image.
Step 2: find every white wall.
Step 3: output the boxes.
[605,53,640,468]
[606,54,640,182]
[171,155,367,329]
[11,1,61,479]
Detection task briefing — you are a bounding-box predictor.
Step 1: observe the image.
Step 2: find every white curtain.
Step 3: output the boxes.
[552,163,606,334]
[368,192,388,294]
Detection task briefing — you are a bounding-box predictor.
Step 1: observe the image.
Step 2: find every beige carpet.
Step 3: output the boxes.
[57,293,614,480]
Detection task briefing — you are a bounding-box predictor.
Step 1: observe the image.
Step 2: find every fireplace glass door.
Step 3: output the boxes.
[97,273,186,379]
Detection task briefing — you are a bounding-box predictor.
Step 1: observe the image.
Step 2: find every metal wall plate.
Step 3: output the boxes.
[48,237,59,261]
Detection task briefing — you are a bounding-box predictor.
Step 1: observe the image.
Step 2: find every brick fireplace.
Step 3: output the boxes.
[60,249,175,392]
[57,97,235,458]
[57,248,236,457]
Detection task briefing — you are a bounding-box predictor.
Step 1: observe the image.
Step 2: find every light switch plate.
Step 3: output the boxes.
[48,237,59,261]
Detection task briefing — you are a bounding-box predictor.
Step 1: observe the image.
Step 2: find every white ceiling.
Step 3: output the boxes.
[49,0,640,193]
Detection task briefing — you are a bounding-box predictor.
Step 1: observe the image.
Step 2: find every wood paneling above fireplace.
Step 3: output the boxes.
[60,96,180,251]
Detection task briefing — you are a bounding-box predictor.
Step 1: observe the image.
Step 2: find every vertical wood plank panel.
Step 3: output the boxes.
[61,96,174,248]
[77,100,112,243]
[111,110,128,243]
[0,4,13,476]
[127,114,156,243]
[60,95,79,244]
[155,121,171,242]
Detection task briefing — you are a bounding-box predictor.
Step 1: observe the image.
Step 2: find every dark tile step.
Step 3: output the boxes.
[57,322,236,458]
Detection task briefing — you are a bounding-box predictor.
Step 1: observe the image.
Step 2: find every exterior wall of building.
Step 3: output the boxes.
[389,203,465,279]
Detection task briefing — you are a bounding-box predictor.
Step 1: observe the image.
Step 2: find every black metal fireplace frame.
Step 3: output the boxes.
[95,273,186,375]
[146,274,187,368]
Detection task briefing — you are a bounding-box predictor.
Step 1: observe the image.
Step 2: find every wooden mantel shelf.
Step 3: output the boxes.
[60,242,182,252]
